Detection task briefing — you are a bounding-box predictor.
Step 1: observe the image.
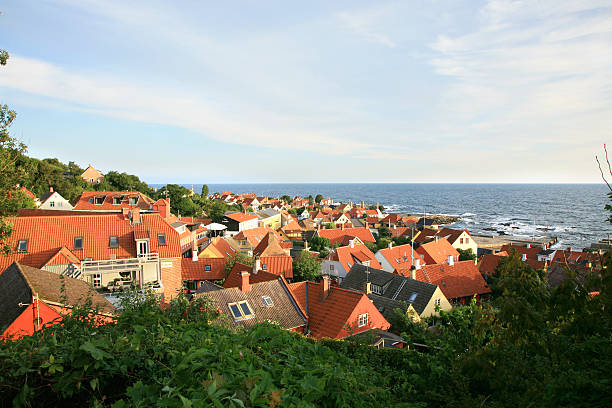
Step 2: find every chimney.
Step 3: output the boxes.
[122,207,130,219]
[526,243,531,248]
[376,202,379,210]
[304,240,310,251]
[321,275,330,300]
[364,281,372,295]
[49,186,54,192]
[393,224,397,230]
[341,223,345,230]
[192,242,198,262]
[239,271,251,293]
[361,200,365,208]
[410,265,416,280]
[414,258,421,270]
[448,255,454,266]
[521,253,527,262]
[349,239,355,248]
[388,242,392,249]
[253,257,261,275]
[131,208,141,225]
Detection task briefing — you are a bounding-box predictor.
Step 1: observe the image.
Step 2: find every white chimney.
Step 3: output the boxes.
[414,258,421,270]
[388,242,392,249]
[253,257,261,274]
[349,239,355,248]
[448,255,454,266]
[192,247,198,262]
[521,253,527,262]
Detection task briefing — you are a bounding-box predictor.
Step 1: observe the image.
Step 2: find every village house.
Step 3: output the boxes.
[415,238,460,266]
[80,164,104,184]
[221,212,259,234]
[288,275,390,340]
[255,208,282,230]
[73,191,169,215]
[281,219,303,241]
[341,264,452,321]
[321,240,381,282]
[417,260,491,304]
[227,227,288,257]
[0,262,115,339]
[375,243,421,275]
[415,228,478,255]
[313,226,376,246]
[0,209,184,302]
[252,232,293,279]
[38,188,74,210]
[193,272,307,333]
[222,262,279,289]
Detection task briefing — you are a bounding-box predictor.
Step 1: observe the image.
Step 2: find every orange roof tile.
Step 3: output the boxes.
[418,260,491,300]
[416,238,459,265]
[222,262,279,288]
[377,244,419,272]
[316,227,375,245]
[181,258,226,281]
[253,232,287,257]
[225,212,258,223]
[74,191,154,211]
[201,237,237,259]
[331,244,381,273]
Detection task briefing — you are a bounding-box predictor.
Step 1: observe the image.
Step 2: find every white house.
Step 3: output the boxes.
[38,189,74,210]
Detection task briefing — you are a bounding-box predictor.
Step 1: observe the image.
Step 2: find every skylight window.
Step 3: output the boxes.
[158,233,167,246]
[372,284,383,295]
[74,237,83,250]
[17,239,28,253]
[205,265,211,272]
[408,292,418,303]
[109,235,119,248]
[228,301,255,321]
[262,296,274,307]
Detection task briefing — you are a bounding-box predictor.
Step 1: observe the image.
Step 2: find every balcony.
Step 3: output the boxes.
[80,253,162,294]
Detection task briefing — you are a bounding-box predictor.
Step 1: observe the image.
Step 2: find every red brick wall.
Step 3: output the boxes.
[161,258,183,301]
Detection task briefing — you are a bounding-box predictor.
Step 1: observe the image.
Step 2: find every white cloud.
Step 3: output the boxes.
[336,5,398,47]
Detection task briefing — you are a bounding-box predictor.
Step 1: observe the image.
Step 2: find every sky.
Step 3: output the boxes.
[1,0,611,183]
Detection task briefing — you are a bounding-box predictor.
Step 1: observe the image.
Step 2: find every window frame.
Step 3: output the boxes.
[358,313,369,327]
[262,295,274,307]
[205,264,212,272]
[372,284,383,295]
[157,233,167,246]
[17,239,29,253]
[74,236,84,250]
[434,298,441,307]
[109,235,119,248]
[94,196,105,205]
[92,273,102,288]
[227,300,255,321]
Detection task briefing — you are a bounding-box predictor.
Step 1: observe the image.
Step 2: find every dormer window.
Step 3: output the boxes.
[74,237,83,250]
[17,239,28,253]
[112,196,123,205]
[94,196,105,205]
[128,197,137,205]
[205,265,211,272]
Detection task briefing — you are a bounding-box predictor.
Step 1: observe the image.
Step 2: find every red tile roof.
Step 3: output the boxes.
[500,244,541,260]
[181,258,226,281]
[377,244,419,273]
[0,212,182,271]
[200,237,237,259]
[330,244,381,273]
[222,262,279,288]
[253,232,287,257]
[288,281,390,339]
[73,191,155,211]
[261,256,293,279]
[234,227,283,248]
[418,260,491,300]
[478,254,503,277]
[316,227,375,245]
[416,238,459,265]
[281,219,302,232]
[225,212,258,223]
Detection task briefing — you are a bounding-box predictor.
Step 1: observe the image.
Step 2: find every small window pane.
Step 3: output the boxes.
[205,265,211,272]
[109,236,119,248]
[229,304,242,318]
[18,239,28,252]
[239,302,251,316]
[158,234,167,246]
[74,237,83,250]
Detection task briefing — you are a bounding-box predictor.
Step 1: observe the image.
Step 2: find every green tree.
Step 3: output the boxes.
[457,248,476,262]
[377,225,391,239]
[309,236,330,253]
[293,250,321,282]
[201,184,209,198]
[314,194,324,204]
[280,195,291,203]
[224,253,254,276]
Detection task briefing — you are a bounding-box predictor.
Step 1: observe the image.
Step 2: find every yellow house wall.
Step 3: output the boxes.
[419,287,452,317]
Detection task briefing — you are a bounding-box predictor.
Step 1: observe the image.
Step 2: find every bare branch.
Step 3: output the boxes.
[605,144,612,178]
[596,154,612,192]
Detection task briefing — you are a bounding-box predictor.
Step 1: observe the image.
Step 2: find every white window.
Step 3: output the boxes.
[358,313,369,327]
[94,196,105,205]
[129,197,137,205]
[262,264,267,271]
[227,301,255,321]
[408,292,418,303]
[262,296,274,307]
[17,239,28,253]
[330,264,334,271]
[434,298,441,307]
[49,201,55,208]
[92,274,101,288]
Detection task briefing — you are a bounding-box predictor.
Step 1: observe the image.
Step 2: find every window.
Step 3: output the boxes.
[358,313,369,327]
[94,196,105,205]
[205,264,211,272]
[372,284,383,295]
[228,301,255,321]
[262,263,267,271]
[330,264,334,271]
[158,233,167,246]
[262,296,274,307]
[92,274,101,288]
[408,292,418,303]
[128,197,137,205]
[112,196,123,205]
[109,235,119,248]
[434,298,441,307]
[17,239,28,253]
[74,237,83,250]
[49,201,55,208]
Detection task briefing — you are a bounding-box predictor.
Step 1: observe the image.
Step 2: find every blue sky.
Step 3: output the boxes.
[1,0,611,183]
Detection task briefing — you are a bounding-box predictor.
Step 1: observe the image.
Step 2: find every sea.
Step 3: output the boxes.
[152,183,612,251]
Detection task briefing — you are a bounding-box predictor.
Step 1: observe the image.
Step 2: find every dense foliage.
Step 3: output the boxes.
[292,250,321,282]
